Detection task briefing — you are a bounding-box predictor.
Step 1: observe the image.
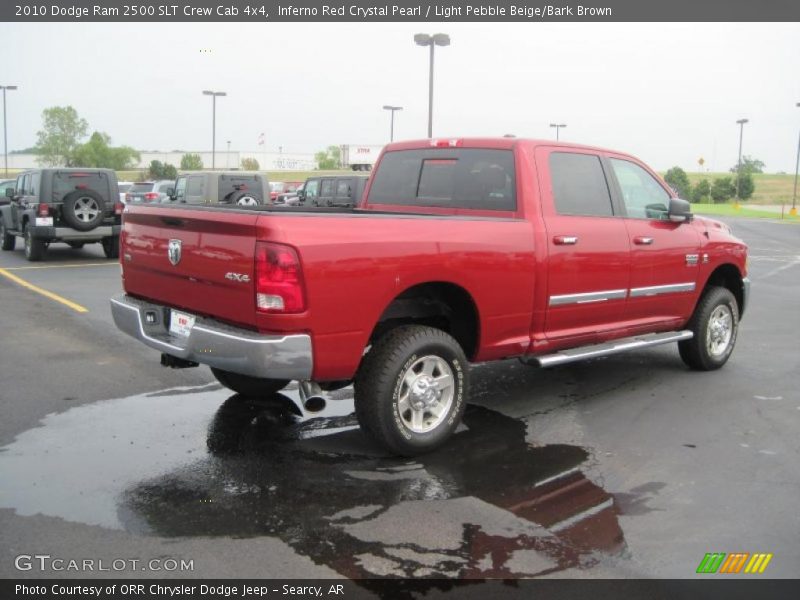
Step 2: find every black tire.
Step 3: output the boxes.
[678,286,739,371]
[0,219,15,251]
[67,241,85,249]
[229,191,263,206]
[101,236,119,259]
[61,190,106,231]
[23,225,45,262]
[354,325,469,456]
[211,367,290,397]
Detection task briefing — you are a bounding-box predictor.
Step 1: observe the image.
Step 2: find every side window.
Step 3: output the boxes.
[186,176,204,201]
[15,175,25,195]
[305,180,320,199]
[174,177,187,202]
[29,173,41,196]
[320,179,334,197]
[609,158,671,220]
[549,152,613,217]
[335,180,351,198]
[19,174,29,196]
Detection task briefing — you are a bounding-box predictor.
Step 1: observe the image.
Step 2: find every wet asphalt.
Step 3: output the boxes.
[0,217,798,581]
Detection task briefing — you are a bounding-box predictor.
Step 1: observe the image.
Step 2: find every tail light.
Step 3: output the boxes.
[114,201,124,215]
[37,204,49,217]
[144,192,159,201]
[255,242,306,313]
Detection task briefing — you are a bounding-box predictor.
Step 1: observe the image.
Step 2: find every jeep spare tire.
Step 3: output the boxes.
[61,190,106,231]
[230,191,262,206]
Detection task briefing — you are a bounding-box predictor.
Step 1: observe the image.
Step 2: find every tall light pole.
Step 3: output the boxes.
[792,102,799,216]
[226,140,231,168]
[383,105,403,142]
[735,118,749,201]
[414,33,450,138]
[1,85,17,177]
[202,90,226,169]
[550,123,567,141]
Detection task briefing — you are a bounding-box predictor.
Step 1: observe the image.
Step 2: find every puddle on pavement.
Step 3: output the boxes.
[0,381,648,578]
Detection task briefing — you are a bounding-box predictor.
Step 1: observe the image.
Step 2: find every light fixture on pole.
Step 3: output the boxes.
[202,90,227,169]
[383,105,403,142]
[1,85,18,177]
[414,33,450,138]
[549,123,567,141]
[735,118,749,203]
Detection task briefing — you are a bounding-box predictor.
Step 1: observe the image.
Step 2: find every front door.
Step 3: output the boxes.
[537,148,631,344]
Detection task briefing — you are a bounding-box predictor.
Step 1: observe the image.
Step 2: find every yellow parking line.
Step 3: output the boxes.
[0,267,89,313]
[4,262,117,271]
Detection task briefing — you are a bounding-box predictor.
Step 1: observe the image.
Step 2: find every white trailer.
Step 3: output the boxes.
[339,144,384,171]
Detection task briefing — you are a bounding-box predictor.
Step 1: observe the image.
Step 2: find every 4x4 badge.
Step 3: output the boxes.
[168,239,182,266]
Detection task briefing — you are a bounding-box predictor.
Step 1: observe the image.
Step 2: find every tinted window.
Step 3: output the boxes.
[174,177,187,201]
[157,182,173,193]
[320,179,334,197]
[52,172,110,202]
[186,176,204,197]
[369,149,516,211]
[30,172,41,196]
[305,180,320,199]
[549,153,613,217]
[130,183,156,193]
[609,158,671,220]
[118,183,133,193]
[335,180,351,198]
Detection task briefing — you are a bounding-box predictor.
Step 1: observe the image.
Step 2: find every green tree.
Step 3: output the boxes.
[149,160,177,180]
[35,106,88,166]
[690,179,711,203]
[72,131,140,170]
[710,177,736,203]
[664,167,692,200]
[736,172,755,200]
[730,155,765,175]
[181,153,203,170]
[241,157,260,170]
[315,146,341,170]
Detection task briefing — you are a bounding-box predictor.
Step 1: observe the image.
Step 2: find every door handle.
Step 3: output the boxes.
[553,235,578,245]
[634,236,654,245]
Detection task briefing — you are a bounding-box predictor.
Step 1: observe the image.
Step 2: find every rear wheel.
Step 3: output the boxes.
[23,225,46,261]
[678,286,739,370]
[0,219,15,251]
[211,367,290,397]
[101,236,119,259]
[354,325,469,456]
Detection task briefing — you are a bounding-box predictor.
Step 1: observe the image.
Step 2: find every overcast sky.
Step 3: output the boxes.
[1,22,798,172]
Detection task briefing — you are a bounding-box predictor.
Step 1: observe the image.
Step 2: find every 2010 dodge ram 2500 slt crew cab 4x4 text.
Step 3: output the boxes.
[111,138,750,455]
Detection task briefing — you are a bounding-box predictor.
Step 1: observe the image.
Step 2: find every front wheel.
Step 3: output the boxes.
[0,219,15,251]
[210,367,289,397]
[678,286,739,370]
[102,236,119,259]
[354,325,469,456]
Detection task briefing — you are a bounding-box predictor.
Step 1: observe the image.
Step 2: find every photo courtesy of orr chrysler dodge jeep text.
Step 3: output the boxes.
[111,138,750,455]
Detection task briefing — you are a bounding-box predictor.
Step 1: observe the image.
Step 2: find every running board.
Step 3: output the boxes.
[530,331,693,368]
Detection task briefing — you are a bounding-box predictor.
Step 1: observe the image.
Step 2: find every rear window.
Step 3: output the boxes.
[218,175,265,203]
[368,149,516,211]
[52,172,111,203]
[129,183,156,193]
[118,183,133,193]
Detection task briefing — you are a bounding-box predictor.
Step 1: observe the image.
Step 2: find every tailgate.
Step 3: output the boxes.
[121,207,260,328]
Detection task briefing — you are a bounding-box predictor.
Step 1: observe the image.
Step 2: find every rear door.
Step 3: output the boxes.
[606,156,701,326]
[536,148,631,343]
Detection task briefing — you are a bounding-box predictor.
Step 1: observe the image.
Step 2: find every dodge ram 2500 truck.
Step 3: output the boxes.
[111,138,750,455]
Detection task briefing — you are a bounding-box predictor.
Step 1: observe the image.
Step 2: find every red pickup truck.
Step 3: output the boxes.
[111,138,749,455]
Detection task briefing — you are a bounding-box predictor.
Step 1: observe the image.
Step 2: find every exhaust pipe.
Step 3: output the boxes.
[160,353,199,369]
[298,381,327,413]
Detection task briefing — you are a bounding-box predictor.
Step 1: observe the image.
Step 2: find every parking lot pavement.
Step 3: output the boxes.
[0,218,798,580]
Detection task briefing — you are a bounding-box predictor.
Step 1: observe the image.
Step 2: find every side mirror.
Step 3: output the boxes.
[297,190,306,201]
[5,187,14,198]
[668,198,692,223]
[166,187,175,197]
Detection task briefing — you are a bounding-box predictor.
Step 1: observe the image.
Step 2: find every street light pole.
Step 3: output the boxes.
[202,90,227,169]
[549,123,567,141]
[735,118,748,201]
[383,105,403,142]
[792,102,799,216]
[1,85,18,177]
[414,33,450,138]
[226,140,231,168]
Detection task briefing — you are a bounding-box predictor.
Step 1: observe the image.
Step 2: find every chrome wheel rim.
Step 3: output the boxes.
[707,305,733,358]
[74,196,101,223]
[236,196,259,206]
[397,355,455,434]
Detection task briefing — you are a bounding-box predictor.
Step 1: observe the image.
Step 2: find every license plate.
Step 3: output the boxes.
[35,217,53,226]
[169,310,195,338]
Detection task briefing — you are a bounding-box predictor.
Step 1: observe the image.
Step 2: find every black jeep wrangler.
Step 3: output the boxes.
[0,168,121,261]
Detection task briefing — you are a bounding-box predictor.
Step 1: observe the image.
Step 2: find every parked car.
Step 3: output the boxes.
[274,181,305,205]
[165,171,268,206]
[299,175,368,207]
[118,181,134,204]
[111,137,749,456]
[125,180,174,204]
[1,168,121,261]
[0,179,14,206]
